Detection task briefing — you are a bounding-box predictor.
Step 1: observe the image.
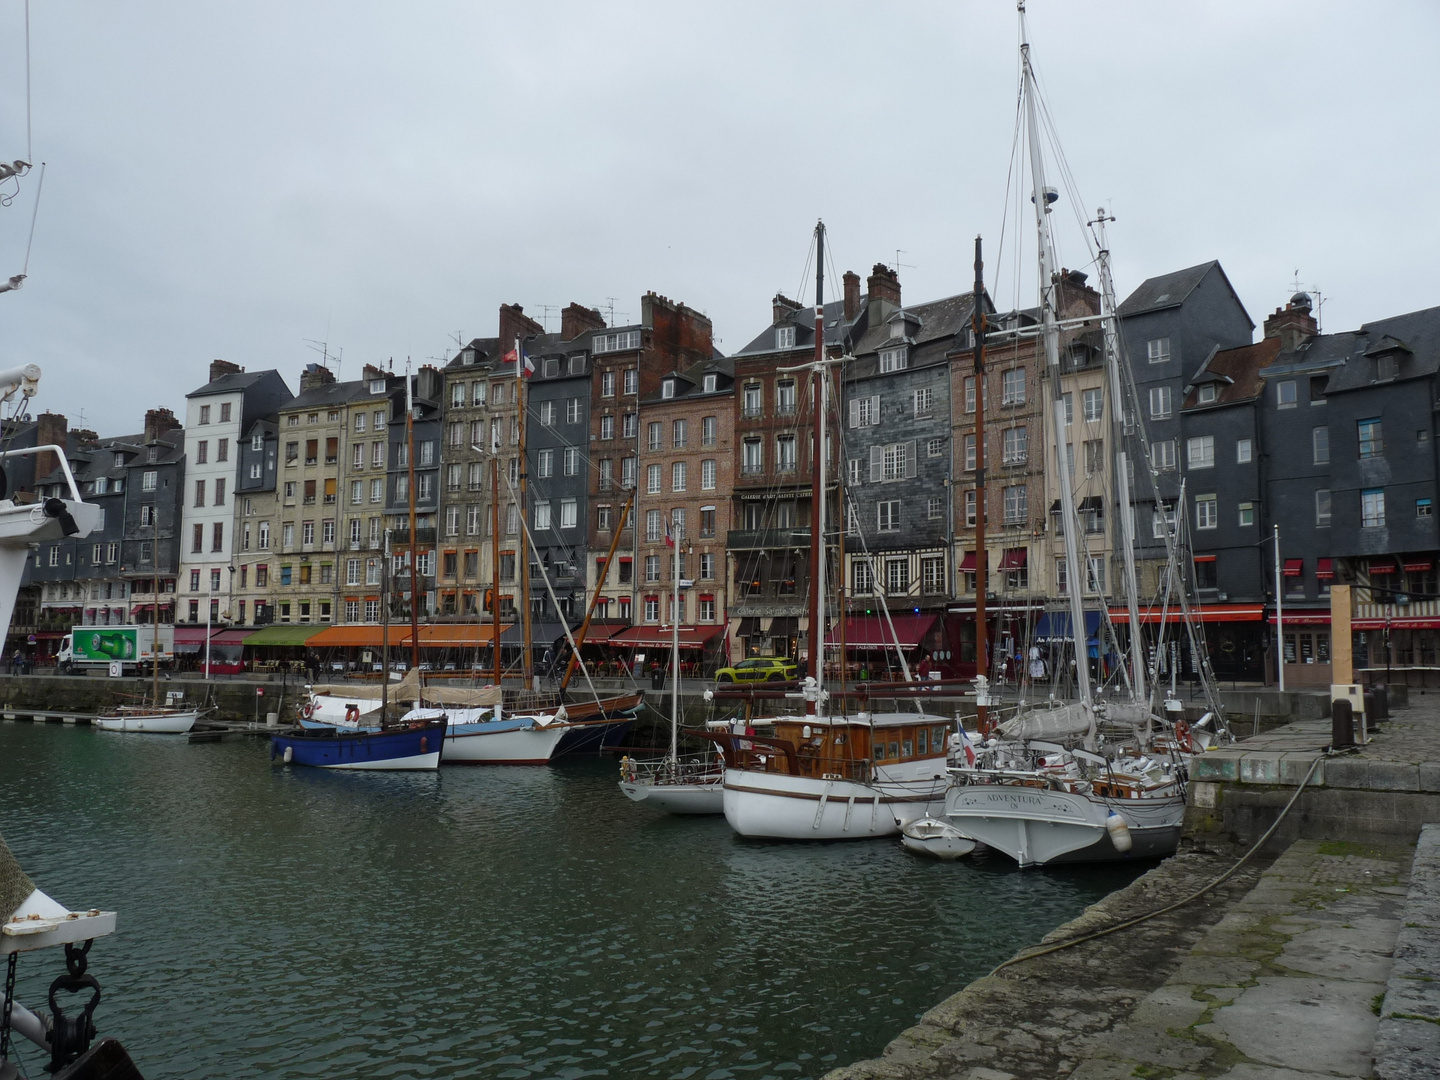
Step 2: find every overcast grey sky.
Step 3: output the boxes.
[0,1,1436,432]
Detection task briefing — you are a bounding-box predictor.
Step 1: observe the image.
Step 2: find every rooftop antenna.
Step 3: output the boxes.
[538,305,558,333]
[894,249,916,274]
[304,338,343,380]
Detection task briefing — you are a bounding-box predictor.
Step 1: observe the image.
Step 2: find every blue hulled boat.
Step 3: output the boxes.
[271,717,447,770]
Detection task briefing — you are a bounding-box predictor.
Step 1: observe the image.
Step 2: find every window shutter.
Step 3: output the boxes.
[849,399,859,428]
[905,441,918,479]
[869,445,883,483]
[870,395,881,425]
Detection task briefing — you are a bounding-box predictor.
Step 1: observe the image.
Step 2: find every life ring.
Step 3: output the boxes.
[1174,719,1197,754]
[344,705,361,725]
[300,702,315,720]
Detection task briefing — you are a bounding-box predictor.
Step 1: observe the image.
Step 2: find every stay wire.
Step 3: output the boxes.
[24,0,32,162]
[22,161,43,275]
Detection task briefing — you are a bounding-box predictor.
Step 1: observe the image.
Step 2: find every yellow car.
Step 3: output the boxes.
[715,657,798,684]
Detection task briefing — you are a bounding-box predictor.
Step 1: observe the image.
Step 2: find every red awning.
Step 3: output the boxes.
[828,614,940,649]
[1354,617,1440,630]
[1109,604,1265,624]
[1267,612,1332,626]
[1283,558,1303,577]
[1316,558,1334,580]
[958,551,976,571]
[211,630,251,645]
[174,626,212,645]
[999,548,1027,570]
[1404,559,1433,572]
[607,625,725,650]
[1369,560,1397,575]
[1193,554,1217,564]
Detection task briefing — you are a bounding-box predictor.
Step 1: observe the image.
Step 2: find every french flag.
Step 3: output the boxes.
[664,519,675,548]
[504,347,535,379]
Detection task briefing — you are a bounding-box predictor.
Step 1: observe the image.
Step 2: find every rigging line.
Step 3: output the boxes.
[21,162,43,276]
[24,0,32,162]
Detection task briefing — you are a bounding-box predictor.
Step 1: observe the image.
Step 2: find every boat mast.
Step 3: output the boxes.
[405,363,420,673]
[560,490,634,693]
[381,528,391,725]
[516,336,533,687]
[491,451,502,685]
[152,518,160,706]
[1020,3,1095,725]
[972,236,990,733]
[808,220,826,718]
[670,515,681,763]
[1093,209,1147,705]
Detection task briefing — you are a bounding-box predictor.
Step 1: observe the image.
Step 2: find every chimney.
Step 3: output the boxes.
[209,358,242,383]
[1264,292,1319,352]
[560,302,607,341]
[772,293,802,325]
[72,429,99,450]
[497,303,544,351]
[144,407,180,444]
[34,412,67,483]
[361,363,387,385]
[866,263,901,307]
[299,362,337,393]
[1056,268,1101,317]
[843,271,861,322]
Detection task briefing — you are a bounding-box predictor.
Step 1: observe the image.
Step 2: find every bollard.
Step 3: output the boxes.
[1374,685,1390,720]
[1363,690,1379,731]
[1332,698,1355,749]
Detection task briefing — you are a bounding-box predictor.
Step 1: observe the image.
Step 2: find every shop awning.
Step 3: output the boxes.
[243,626,325,647]
[1404,559,1433,573]
[829,614,939,649]
[1267,612,1332,626]
[1033,610,1102,642]
[212,630,250,645]
[414,624,510,648]
[1193,554,1217,563]
[1354,616,1440,630]
[174,626,210,655]
[1109,603,1266,624]
[999,548,1027,570]
[1316,558,1334,580]
[1283,558,1304,577]
[1369,559,1398,575]
[307,625,395,648]
[608,625,725,649]
[959,551,978,571]
[500,622,568,646]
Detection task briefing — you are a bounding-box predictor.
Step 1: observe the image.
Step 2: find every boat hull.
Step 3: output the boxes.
[943,783,1183,867]
[619,778,724,814]
[442,720,569,765]
[93,710,200,734]
[900,817,977,860]
[271,721,445,770]
[722,765,948,841]
[552,717,633,759]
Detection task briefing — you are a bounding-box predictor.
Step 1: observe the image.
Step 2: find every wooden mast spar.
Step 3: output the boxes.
[973,237,990,734]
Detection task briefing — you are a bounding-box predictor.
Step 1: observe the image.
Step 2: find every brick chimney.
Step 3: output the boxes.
[843,271,861,322]
[772,293,802,325]
[144,407,180,444]
[34,412,67,483]
[560,302,607,341]
[72,429,99,450]
[1264,292,1319,352]
[497,303,544,350]
[866,263,901,307]
[209,358,242,383]
[361,363,388,385]
[299,362,337,393]
[1056,268,1101,318]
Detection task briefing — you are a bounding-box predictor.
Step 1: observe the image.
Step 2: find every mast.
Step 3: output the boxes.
[972,235,990,733]
[491,452,502,686]
[808,220,826,717]
[560,491,634,693]
[515,336,533,686]
[381,528,391,725]
[670,515,681,763]
[1020,4,1095,727]
[152,519,160,705]
[1093,209,1147,704]
[405,364,420,673]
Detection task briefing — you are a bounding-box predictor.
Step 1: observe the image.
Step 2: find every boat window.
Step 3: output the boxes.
[873,741,886,761]
[933,726,948,748]
[889,742,900,760]
[902,739,913,759]
[918,729,929,755]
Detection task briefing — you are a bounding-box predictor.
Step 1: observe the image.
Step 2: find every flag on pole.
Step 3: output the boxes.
[664,518,675,548]
[955,724,977,767]
[504,347,535,379]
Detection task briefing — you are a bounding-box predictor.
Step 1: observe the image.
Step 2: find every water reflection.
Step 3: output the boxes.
[1,725,1147,1079]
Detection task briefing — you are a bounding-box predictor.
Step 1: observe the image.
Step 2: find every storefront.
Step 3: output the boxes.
[607,625,725,678]
[1109,603,1268,683]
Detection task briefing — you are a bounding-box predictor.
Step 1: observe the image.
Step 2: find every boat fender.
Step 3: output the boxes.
[300,702,315,721]
[1174,719,1196,754]
[283,745,293,764]
[1106,810,1132,853]
[345,705,361,725]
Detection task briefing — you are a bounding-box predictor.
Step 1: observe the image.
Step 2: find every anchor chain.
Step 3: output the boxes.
[1,951,16,1061]
[46,940,101,1073]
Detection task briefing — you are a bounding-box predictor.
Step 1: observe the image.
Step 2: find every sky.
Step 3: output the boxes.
[0,1,1437,434]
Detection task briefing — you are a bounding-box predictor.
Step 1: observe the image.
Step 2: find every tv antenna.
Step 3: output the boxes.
[304,338,343,378]
[601,297,629,326]
[538,305,558,333]
[894,249,916,273]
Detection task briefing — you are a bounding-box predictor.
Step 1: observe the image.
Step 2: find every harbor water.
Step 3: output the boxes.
[1,724,1149,1079]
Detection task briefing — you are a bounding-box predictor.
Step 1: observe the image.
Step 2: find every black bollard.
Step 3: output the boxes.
[1363,690,1379,731]
[1374,685,1390,720]
[1332,698,1355,749]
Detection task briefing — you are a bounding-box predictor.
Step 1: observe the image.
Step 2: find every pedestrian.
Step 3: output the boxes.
[1028,646,1046,681]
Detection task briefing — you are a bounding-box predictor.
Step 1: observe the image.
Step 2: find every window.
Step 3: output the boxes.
[560,499,577,529]
[877,500,900,532]
[1187,435,1214,470]
[647,464,662,494]
[196,440,208,464]
[600,415,614,441]
[622,413,638,439]
[885,558,909,595]
[881,442,908,481]
[1277,380,1297,409]
[1085,557,1106,594]
[776,381,796,415]
[1147,338,1171,364]
[211,521,224,551]
[776,325,795,349]
[1083,439,1104,476]
[672,462,688,491]
[963,434,976,472]
[963,489,977,527]
[623,368,638,395]
[301,520,315,546]
[1238,501,1255,527]
[912,387,934,417]
[672,419,687,448]
[701,416,717,446]
[1001,368,1025,405]
[775,436,796,473]
[217,438,229,462]
[1195,494,1218,530]
[214,478,226,505]
[742,438,763,474]
[372,441,384,467]
[1153,439,1176,470]
[537,449,554,478]
[1149,386,1172,419]
[194,479,206,507]
[1197,383,1217,405]
[596,505,613,532]
[259,522,270,548]
[199,404,211,425]
[852,559,873,595]
[1003,484,1027,524]
[924,495,943,521]
[1361,488,1384,528]
[1358,418,1383,458]
[140,504,155,527]
[532,501,552,530]
[370,478,384,503]
[1236,438,1253,464]
[1312,425,1330,465]
[700,508,716,537]
[1195,558,1218,591]
[1056,557,1068,595]
[1082,388,1103,422]
[743,384,762,418]
[879,347,907,373]
[1419,498,1434,518]
[563,447,579,476]
[643,596,660,623]
[594,330,642,354]
[645,421,662,451]
[1377,354,1398,381]
[621,457,636,488]
[1153,503,1178,539]
[925,437,944,459]
[539,401,556,427]
[1002,426,1027,465]
[445,505,461,536]
[601,370,615,397]
[701,459,716,490]
[645,555,661,583]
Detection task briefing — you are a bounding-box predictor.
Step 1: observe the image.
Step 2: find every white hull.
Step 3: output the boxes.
[722,762,949,841]
[619,779,724,815]
[900,817,977,860]
[441,721,568,765]
[323,749,441,770]
[93,709,200,734]
[943,783,1184,868]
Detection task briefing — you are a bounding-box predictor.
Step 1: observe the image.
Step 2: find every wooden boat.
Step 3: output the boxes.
[619,747,724,815]
[900,816,977,860]
[271,716,447,770]
[93,704,204,734]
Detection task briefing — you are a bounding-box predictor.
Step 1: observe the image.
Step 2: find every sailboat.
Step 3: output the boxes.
[618,516,725,814]
[941,3,1211,867]
[706,222,954,841]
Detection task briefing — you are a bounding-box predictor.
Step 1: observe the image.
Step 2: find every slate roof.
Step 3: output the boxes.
[846,292,979,381]
[186,369,274,398]
[639,355,735,405]
[282,378,386,413]
[734,298,852,356]
[444,337,503,371]
[1182,338,1279,410]
[1118,260,1253,329]
[1323,305,1440,393]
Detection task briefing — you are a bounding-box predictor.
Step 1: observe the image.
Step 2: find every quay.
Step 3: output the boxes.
[827,693,1440,1080]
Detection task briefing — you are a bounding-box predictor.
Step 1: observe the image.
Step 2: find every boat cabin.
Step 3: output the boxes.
[704,713,951,783]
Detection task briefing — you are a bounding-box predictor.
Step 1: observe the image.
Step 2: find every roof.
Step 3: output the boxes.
[734,297,853,357]
[445,337,503,371]
[846,292,979,380]
[1276,304,1440,393]
[281,378,387,413]
[186,369,277,398]
[1118,261,1253,328]
[639,355,735,405]
[1182,337,1279,410]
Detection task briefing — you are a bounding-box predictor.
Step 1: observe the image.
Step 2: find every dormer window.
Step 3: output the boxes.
[1377,355,1398,381]
[147,447,158,463]
[889,320,906,341]
[370,379,386,394]
[879,347,908,373]
[703,374,717,393]
[462,348,475,365]
[543,357,560,378]
[662,379,675,400]
[776,326,796,349]
[113,452,125,468]
[568,355,585,375]
[1198,384,1217,404]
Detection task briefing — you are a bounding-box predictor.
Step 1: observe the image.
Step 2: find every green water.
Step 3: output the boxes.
[0,724,1149,1079]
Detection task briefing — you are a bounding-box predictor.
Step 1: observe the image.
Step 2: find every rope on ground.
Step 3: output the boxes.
[988,748,1333,977]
